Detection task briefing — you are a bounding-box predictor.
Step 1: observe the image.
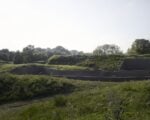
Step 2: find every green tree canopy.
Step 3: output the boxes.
[128,39,150,54]
[13,51,23,64]
[22,45,35,63]
[93,44,122,56]
[52,46,71,55]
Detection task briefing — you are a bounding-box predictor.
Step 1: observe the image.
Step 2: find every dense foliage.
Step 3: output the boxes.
[1,38,150,65]
[0,74,75,103]
[128,39,150,54]
[93,44,122,56]
[1,39,150,120]
[1,80,150,120]
[0,45,84,64]
[80,55,125,70]
[48,55,88,65]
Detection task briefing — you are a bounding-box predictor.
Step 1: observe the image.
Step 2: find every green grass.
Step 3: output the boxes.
[0,64,26,72]
[0,79,150,120]
[0,64,90,73]
[45,64,90,71]
[0,74,78,103]
[80,55,125,71]
[95,55,125,70]
[1,63,150,119]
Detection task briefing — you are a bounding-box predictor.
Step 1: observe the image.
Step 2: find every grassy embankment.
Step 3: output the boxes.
[0,64,90,73]
[0,77,150,120]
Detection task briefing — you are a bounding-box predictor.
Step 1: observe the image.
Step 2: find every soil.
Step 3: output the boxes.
[10,65,150,81]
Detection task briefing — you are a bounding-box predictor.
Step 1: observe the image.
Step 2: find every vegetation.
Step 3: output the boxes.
[80,55,125,70]
[0,64,89,74]
[13,51,23,64]
[94,55,125,70]
[0,45,84,64]
[0,39,149,63]
[0,38,150,69]
[0,64,25,73]
[48,55,88,65]
[128,39,150,55]
[1,39,150,120]
[0,74,75,104]
[46,64,90,71]
[0,80,150,120]
[93,44,122,56]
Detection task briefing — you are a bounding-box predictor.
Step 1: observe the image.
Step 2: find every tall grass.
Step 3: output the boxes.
[1,80,150,120]
[0,74,75,104]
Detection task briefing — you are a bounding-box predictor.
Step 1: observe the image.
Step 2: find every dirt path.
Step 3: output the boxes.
[10,65,150,81]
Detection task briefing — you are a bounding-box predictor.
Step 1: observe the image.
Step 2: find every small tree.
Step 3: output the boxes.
[93,44,122,56]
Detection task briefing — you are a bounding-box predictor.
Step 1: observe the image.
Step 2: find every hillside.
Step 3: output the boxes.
[1,62,150,120]
[2,63,150,81]
[0,79,150,120]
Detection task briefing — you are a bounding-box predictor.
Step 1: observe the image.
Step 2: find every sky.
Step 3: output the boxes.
[0,0,150,52]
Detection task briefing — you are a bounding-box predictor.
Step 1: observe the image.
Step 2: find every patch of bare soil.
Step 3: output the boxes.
[10,65,150,81]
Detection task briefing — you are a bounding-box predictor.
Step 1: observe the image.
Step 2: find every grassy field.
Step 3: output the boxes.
[0,63,150,120]
[0,77,150,120]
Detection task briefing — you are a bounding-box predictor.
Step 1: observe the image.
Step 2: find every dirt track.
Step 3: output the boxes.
[10,65,150,81]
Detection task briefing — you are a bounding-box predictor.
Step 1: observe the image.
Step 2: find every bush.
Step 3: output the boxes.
[0,74,75,104]
[80,55,125,71]
[47,55,87,65]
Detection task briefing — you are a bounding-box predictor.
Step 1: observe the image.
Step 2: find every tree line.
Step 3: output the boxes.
[0,45,84,64]
[93,39,150,56]
[0,39,149,64]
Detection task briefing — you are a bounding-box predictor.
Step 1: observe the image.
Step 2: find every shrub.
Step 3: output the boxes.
[47,55,87,65]
[0,74,75,104]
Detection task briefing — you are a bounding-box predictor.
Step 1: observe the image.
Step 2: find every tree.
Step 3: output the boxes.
[9,51,15,61]
[0,49,10,61]
[33,47,48,61]
[93,44,122,56]
[46,48,53,57]
[70,50,80,55]
[52,46,71,55]
[47,55,87,65]
[128,39,150,54]
[22,45,35,63]
[13,51,23,64]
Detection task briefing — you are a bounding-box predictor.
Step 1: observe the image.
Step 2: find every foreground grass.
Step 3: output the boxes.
[0,79,150,120]
[0,73,104,103]
[0,74,78,104]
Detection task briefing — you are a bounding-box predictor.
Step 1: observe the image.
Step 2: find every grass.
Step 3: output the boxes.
[95,55,124,70]
[0,64,26,72]
[45,64,90,71]
[0,79,150,120]
[80,55,125,71]
[0,74,78,104]
[0,63,90,73]
[1,62,150,119]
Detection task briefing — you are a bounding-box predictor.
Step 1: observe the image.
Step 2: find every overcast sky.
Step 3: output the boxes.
[0,0,150,52]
